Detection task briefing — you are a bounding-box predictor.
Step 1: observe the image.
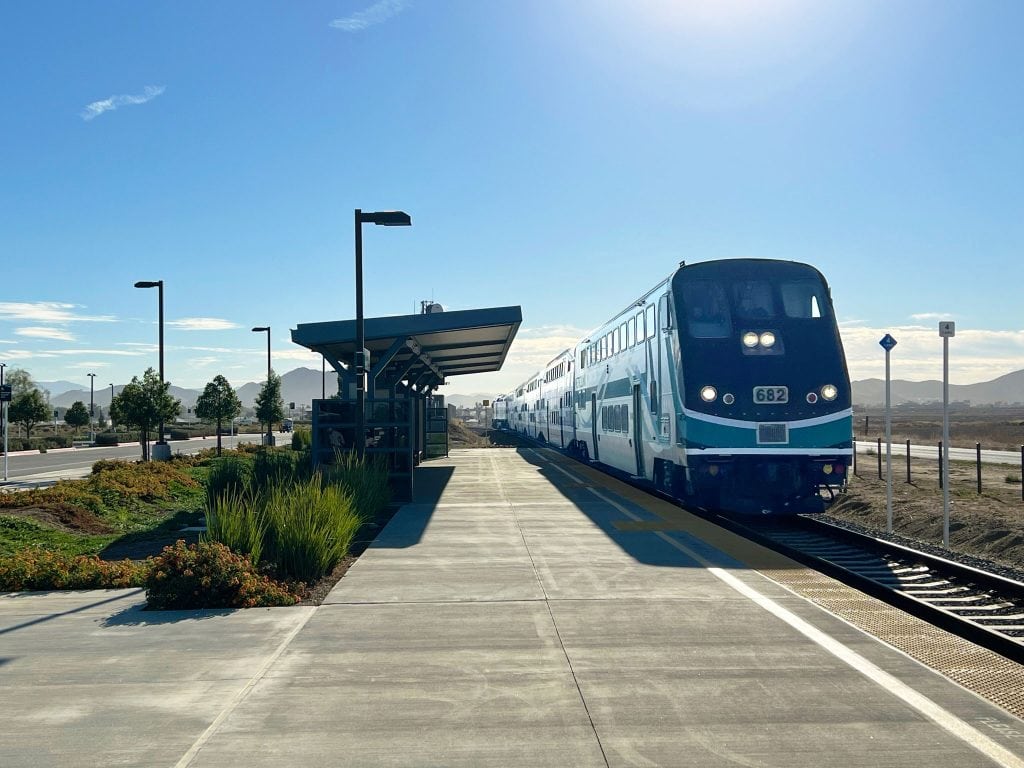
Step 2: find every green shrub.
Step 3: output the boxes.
[252,449,307,491]
[1006,474,1021,484]
[0,548,147,591]
[325,451,391,518]
[94,432,119,446]
[145,540,300,609]
[291,429,312,451]
[204,489,268,563]
[263,475,362,582]
[90,459,198,502]
[206,456,253,505]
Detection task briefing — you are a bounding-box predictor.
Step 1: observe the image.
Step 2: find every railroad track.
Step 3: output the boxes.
[715,513,1024,662]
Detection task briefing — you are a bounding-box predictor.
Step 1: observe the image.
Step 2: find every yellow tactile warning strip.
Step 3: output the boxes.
[534,448,1024,720]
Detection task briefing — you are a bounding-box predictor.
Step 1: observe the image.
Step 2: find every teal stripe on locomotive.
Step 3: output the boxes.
[683,412,853,449]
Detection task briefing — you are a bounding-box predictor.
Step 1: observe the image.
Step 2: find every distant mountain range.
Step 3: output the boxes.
[852,368,1024,406]
[37,368,1024,410]
[48,368,336,411]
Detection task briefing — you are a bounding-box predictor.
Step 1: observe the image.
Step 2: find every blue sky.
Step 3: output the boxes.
[2,0,1022,397]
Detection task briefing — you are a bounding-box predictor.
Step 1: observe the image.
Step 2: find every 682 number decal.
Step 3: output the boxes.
[753,386,788,404]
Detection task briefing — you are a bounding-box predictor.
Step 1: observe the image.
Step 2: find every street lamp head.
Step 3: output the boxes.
[359,210,411,227]
[252,326,270,333]
[134,280,162,289]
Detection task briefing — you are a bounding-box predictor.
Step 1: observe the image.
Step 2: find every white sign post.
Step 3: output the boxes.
[879,334,898,533]
[939,321,955,547]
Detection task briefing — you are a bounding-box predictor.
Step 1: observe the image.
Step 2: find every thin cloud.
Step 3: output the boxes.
[187,356,221,368]
[15,327,76,341]
[167,317,241,332]
[840,325,1024,385]
[81,85,166,121]
[910,312,952,321]
[49,349,145,357]
[0,302,115,324]
[66,361,111,369]
[330,0,407,31]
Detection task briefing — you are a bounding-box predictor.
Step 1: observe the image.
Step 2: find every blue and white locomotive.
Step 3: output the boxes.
[503,259,852,514]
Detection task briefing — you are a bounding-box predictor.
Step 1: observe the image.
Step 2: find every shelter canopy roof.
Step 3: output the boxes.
[291,306,522,389]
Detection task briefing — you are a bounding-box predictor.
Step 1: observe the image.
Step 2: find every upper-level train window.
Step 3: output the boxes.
[626,318,633,347]
[733,280,775,320]
[780,280,826,319]
[682,281,731,339]
[619,323,626,351]
[646,304,656,339]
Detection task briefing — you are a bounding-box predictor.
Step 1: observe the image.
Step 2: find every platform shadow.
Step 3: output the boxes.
[365,464,455,549]
[514,444,803,572]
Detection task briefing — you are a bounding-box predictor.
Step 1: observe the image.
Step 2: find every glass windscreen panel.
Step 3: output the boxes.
[682,280,731,338]
[780,279,827,319]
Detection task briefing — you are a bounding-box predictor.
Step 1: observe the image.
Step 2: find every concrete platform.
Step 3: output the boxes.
[2,447,1024,767]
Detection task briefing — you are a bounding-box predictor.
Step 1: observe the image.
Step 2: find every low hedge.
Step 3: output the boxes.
[0,549,148,591]
[145,540,301,609]
[2,435,74,452]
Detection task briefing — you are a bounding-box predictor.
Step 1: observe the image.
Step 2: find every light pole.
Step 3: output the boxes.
[354,209,411,454]
[87,372,96,442]
[1,361,7,481]
[109,383,115,435]
[252,326,272,446]
[134,280,166,459]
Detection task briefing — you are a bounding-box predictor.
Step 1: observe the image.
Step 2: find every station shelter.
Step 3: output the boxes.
[290,306,522,500]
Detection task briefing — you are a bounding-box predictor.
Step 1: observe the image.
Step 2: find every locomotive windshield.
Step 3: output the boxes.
[681,277,831,338]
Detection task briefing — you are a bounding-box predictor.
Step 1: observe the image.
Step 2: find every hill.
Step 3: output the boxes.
[852,368,1024,406]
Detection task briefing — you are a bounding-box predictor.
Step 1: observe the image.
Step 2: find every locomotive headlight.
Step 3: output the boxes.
[742,332,759,348]
[821,384,838,401]
[759,331,776,348]
[700,386,718,402]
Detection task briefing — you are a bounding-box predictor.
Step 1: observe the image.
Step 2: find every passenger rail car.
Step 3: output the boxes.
[502,259,852,514]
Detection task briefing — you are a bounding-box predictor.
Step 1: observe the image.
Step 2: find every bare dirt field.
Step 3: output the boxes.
[854,406,1024,451]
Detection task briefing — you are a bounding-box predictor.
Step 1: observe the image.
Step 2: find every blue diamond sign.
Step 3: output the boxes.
[879,333,897,351]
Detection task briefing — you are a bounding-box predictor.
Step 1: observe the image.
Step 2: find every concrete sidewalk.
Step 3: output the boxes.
[2,448,1023,767]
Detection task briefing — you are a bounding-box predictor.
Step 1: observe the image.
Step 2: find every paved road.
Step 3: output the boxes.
[856,439,1022,466]
[0,431,292,487]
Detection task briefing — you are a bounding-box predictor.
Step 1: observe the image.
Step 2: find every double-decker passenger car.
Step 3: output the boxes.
[502,259,852,514]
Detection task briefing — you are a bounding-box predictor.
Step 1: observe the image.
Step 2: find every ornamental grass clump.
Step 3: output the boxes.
[145,540,301,609]
[204,489,268,564]
[205,456,253,506]
[325,451,391,518]
[252,449,309,492]
[0,549,147,591]
[263,475,362,583]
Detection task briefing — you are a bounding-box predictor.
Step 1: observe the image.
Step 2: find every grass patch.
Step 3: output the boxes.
[0,516,116,558]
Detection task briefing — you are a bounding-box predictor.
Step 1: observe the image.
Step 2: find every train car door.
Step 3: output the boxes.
[632,384,644,477]
[590,393,599,461]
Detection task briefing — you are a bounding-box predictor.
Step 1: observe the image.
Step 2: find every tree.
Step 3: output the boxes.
[195,375,242,456]
[64,401,90,435]
[110,368,181,461]
[9,388,50,439]
[5,368,48,401]
[254,370,284,442]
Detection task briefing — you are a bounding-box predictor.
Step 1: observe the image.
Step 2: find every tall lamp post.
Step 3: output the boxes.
[354,209,411,454]
[252,326,272,446]
[109,383,115,436]
[134,280,166,459]
[87,372,96,442]
[1,362,7,481]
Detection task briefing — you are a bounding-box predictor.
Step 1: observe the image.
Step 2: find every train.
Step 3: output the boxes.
[498,258,852,514]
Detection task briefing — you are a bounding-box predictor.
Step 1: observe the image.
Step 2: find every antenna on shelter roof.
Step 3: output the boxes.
[420,300,444,314]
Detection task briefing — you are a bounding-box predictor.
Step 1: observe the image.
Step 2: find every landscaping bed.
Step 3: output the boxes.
[0,447,391,608]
